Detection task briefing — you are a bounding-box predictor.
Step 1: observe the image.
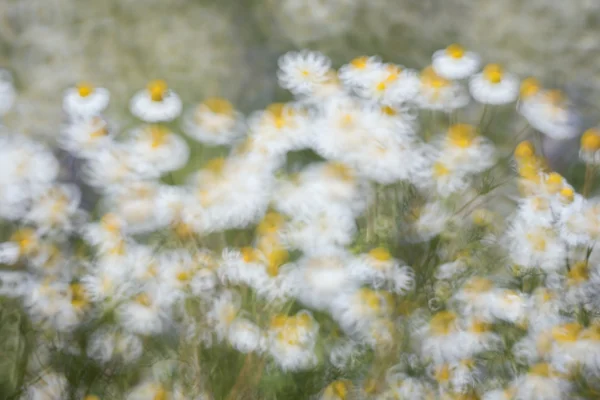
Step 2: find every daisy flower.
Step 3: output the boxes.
[432,44,481,80]
[277,50,332,96]
[417,66,469,111]
[60,116,113,158]
[182,97,245,145]
[24,184,82,234]
[127,124,189,177]
[354,63,420,104]
[469,64,519,105]
[580,128,600,164]
[338,56,382,88]
[129,80,182,122]
[117,290,169,335]
[520,89,580,140]
[62,82,110,120]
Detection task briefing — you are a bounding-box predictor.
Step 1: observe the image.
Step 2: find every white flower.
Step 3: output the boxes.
[519,89,580,140]
[26,371,68,400]
[126,124,190,177]
[228,318,263,353]
[338,56,382,88]
[62,83,110,120]
[353,63,421,104]
[580,128,600,165]
[182,97,245,146]
[117,291,168,336]
[24,184,81,234]
[60,116,113,158]
[432,44,480,80]
[277,50,331,96]
[417,66,469,111]
[130,80,182,122]
[469,64,519,105]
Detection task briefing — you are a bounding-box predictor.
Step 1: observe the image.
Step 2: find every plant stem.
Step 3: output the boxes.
[583,164,595,197]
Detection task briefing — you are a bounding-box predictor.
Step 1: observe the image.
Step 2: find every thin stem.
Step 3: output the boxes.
[583,164,596,198]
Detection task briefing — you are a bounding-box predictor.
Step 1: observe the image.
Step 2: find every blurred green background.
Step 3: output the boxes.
[1,0,600,136]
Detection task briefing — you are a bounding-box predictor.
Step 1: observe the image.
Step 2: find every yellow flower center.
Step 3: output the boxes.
[202,97,234,116]
[581,129,600,152]
[421,66,450,88]
[580,326,600,341]
[11,228,36,253]
[77,82,95,98]
[90,126,109,139]
[267,248,289,277]
[435,364,451,382]
[464,277,493,293]
[174,222,193,239]
[147,80,168,102]
[360,289,382,312]
[148,125,169,149]
[546,90,565,106]
[446,43,465,59]
[350,56,368,69]
[153,387,169,400]
[448,123,476,148]
[520,77,541,98]
[483,64,504,84]
[526,232,547,251]
[568,261,590,285]
[529,363,552,377]
[430,311,457,335]
[325,380,350,399]
[369,247,392,261]
[381,105,397,116]
[433,162,450,177]
[514,141,535,159]
[560,187,575,203]
[552,322,583,343]
[326,162,354,182]
[257,212,285,236]
[204,157,226,176]
[266,103,294,129]
[470,320,492,333]
[135,293,152,307]
[100,213,121,234]
[70,283,89,309]
[176,270,192,282]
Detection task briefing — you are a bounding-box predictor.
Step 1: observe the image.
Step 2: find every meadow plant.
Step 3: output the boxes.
[1,44,600,399]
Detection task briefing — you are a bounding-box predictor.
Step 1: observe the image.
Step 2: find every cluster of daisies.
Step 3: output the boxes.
[0,43,600,400]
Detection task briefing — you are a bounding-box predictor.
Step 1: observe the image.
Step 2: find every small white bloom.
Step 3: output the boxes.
[278,50,331,96]
[130,80,182,122]
[469,64,519,105]
[432,44,480,80]
[182,97,245,145]
[62,82,110,120]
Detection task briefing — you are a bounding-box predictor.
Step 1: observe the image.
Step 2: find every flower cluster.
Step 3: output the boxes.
[0,43,599,400]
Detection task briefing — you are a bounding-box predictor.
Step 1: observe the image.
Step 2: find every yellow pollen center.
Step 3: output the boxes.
[100,214,121,233]
[174,222,193,239]
[360,289,382,312]
[470,320,492,333]
[267,248,289,277]
[430,311,457,335]
[514,141,535,159]
[70,283,88,309]
[581,129,600,152]
[435,364,451,382]
[526,233,547,251]
[464,277,493,293]
[381,105,397,116]
[350,56,368,69]
[568,261,590,285]
[448,123,476,148]
[520,77,540,98]
[135,293,152,307]
[77,82,94,97]
[551,322,583,343]
[11,228,36,252]
[545,172,563,186]
[202,97,234,116]
[153,387,169,400]
[369,247,392,261]
[267,103,293,129]
[483,64,504,84]
[560,187,575,203]
[421,66,450,88]
[147,80,168,102]
[176,271,192,282]
[446,44,465,59]
[529,363,552,377]
[326,162,354,181]
[433,162,450,177]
